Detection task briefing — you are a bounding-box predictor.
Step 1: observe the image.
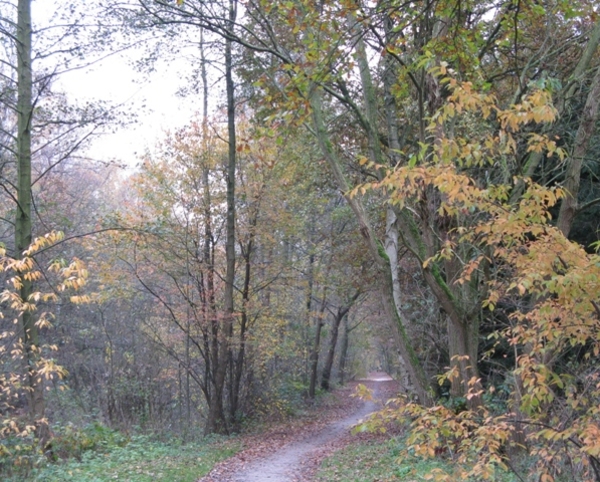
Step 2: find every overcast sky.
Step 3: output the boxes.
[55,51,203,168]
[30,0,214,170]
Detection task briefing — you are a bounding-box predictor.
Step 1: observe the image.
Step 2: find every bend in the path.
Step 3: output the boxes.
[229,373,392,482]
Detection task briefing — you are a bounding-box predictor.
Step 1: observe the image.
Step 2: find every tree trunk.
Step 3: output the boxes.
[16,0,47,444]
[303,250,314,386]
[437,251,481,402]
[337,314,349,385]
[322,292,359,391]
[321,311,343,391]
[308,318,323,399]
[382,34,416,395]
[308,287,327,399]
[309,89,433,405]
[557,64,600,237]
[229,207,257,427]
[198,25,218,430]
[207,0,237,434]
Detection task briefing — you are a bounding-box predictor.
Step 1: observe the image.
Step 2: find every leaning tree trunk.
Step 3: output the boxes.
[309,88,433,405]
[357,29,434,403]
[382,29,417,394]
[557,64,600,237]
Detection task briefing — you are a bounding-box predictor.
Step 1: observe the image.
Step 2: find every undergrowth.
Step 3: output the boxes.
[1,423,240,482]
[317,436,519,482]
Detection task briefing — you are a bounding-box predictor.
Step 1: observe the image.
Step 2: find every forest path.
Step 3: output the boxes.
[199,373,397,482]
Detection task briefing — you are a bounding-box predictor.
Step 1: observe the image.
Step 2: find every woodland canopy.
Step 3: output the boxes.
[1,1,600,481]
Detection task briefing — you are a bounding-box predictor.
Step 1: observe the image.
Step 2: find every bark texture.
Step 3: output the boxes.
[557,65,600,237]
[16,0,47,444]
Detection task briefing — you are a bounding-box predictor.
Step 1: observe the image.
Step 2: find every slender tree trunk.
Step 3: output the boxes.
[178,362,183,432]
[198,26,218,425]
[230,210,257,427]
[321,311,343,391]
[308,287,327,399]
[200,25,218,434]
[207,0,237,434]
[185,312,191,431]
[303,251,314,385]
[321,291,359,391]
[309,89,433,405]
[337,314,349,385]
[382,29,416,394]
[357,27,436,401]
[308,318,323,398]
[16,0,47,444]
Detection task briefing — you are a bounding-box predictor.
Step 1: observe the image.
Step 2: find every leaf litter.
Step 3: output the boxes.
[198,373,399,482]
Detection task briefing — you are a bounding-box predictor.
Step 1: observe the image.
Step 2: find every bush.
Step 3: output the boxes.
[48,422,129,461]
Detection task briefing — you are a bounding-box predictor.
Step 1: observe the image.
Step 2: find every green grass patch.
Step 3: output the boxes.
[317,437,519,481]
[24,435,239,482]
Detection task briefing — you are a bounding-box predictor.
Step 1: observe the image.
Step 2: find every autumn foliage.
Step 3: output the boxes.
[0,233,89,440]
[2,0,600,481]
[354,74,600,481]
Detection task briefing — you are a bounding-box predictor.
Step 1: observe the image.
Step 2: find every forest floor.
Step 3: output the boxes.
[198,373,400,482]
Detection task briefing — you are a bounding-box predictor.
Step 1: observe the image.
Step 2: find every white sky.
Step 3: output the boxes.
[31,0,211,170]
[55,52,203,168]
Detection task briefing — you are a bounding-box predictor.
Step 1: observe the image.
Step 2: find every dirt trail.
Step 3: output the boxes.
[201,373,396,482]
[231,394,377,481]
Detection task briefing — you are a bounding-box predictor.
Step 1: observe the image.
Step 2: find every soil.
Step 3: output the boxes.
[198,373,399,482]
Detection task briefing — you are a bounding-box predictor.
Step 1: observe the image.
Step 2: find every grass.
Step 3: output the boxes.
[33,436,239,482]
[317,437,520,482]
[2,432,240,482]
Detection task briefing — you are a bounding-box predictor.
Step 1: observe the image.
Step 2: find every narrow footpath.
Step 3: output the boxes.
[199,373,397,482]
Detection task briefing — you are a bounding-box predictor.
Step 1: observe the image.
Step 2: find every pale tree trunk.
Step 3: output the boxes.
[382,31,415,394]
[384,209,413,392]
[309,89,433,405]
[377,10,483,403]
[16,0,47,444]
[355,28,431,401]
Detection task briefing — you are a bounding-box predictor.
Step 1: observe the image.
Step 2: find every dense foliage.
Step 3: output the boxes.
[0,0,599,480]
